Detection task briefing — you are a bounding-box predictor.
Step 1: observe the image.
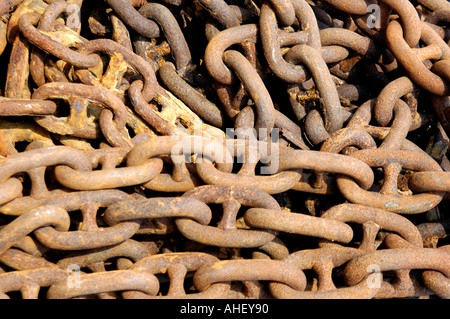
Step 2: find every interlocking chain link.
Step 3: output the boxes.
[0,0,448,299]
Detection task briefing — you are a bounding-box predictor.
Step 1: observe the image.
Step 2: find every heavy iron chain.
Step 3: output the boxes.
[0,0,449,299]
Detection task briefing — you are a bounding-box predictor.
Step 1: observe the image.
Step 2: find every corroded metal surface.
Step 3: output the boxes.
[0,0,448,300]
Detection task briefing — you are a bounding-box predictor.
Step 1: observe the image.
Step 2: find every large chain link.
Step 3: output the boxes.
[0,0,448,299]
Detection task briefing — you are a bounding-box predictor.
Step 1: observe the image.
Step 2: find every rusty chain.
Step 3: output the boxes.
[0,0,449,300]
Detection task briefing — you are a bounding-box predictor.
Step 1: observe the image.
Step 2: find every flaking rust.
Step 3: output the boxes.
[0,0,448,300]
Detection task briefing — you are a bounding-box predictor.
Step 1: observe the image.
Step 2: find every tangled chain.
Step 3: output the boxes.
[0,0,449,299]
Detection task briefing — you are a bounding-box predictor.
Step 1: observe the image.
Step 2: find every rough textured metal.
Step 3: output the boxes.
[0,0,449,300]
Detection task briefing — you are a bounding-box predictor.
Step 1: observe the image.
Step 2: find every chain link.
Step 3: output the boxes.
[0,0,448,299]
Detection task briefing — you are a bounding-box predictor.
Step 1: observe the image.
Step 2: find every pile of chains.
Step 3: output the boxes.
[0,0,449,299]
